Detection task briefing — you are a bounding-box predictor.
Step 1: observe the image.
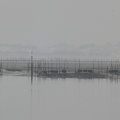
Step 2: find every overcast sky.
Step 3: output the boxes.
[0,0,119,49]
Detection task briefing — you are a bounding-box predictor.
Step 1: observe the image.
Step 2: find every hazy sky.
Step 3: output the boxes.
[0,0,120,48]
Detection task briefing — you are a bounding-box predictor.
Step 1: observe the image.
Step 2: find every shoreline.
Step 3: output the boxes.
[1,70,119,79]
[37,72,107,79]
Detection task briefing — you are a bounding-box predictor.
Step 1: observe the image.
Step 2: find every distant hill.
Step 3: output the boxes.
[0,43,119,59]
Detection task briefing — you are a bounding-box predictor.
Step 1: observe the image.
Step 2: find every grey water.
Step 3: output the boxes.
[0,76,120,120]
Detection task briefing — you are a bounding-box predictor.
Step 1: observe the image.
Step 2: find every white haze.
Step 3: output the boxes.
[0,0,120,51]
[0,43,120,59]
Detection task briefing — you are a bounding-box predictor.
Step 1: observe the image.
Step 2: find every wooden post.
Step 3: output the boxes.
[79,59,80,70]
[31,52,33,80]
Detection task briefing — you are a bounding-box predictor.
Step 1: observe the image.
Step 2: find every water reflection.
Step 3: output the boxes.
[30,79,33,120]
[0,76,120,120]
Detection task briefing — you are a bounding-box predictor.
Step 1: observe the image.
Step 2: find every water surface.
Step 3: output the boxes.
[0,76,120,120]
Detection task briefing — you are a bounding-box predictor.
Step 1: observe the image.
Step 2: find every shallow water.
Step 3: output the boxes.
[0,76,120,120]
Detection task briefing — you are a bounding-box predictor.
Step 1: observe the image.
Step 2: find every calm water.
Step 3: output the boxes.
[0,76,120,120]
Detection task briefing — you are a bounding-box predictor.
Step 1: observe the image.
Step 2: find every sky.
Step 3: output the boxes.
[0,0,120,49]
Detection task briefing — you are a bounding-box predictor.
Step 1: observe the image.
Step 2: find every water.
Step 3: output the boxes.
[0,76,120,120]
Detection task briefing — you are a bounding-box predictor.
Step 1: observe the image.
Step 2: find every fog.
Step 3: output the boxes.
[0,0,119,49]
